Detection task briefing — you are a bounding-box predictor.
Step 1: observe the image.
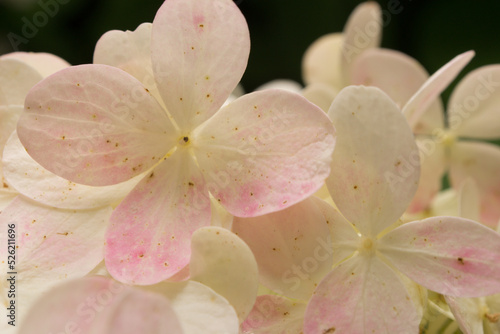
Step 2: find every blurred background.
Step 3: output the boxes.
[1,0,500,101]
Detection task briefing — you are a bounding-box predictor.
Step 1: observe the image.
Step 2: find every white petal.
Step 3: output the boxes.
[189,226,258,322]
[327,86,419,237]
[146,280,240,334]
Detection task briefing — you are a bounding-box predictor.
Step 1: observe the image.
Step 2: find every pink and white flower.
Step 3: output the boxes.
[17,0,335,285]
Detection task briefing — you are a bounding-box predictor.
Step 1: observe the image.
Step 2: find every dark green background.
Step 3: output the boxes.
[1,0,500,101]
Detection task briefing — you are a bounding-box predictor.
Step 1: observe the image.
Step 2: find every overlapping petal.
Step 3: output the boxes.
[350,48,429,108]
[304,254,423,334]
[0,56,43,106]
[341,2,382,79]
[189,226,258,322]
[151,0,250,131]
[0,196,111,323]
[241,295,307,334]
[194,89,335,217]
[105,150,210,285]
[0,52,69,78]
[19,276,184,334]
[232,197,335,300]
[445,296,484,334]
[93,23,164,105]
[18,64,176,186]
[379,216,500,297]
[448,65,500,139]
[327,86,419,237]
[146,280,240,334]
[450,141,500,227]
[458,178,481,222]
[403,51,474,130]
[301,83,338,112]
[3,132,143,209]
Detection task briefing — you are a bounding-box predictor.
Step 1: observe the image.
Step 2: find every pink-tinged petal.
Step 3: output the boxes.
[194,89,335,217]
[1,52,69,78]
[302,33,344,90]
[407,139,446,213]
[232,197,342,301]
[94,23,164,105]
[19,276,184,334]
[151,0,250,131]
[241,295,307,334]
[3,132,143,209]
[105,150,210,285]
[379,216,500,297]
[450,141,500,227]
[327,86,419,237]
[0,57,43,105]
[448,65,500,139]
[458,179,481,222]
[445,296,484,334]
[302,82,338,113]
[403,51,474,130]
[0,197,111,322]
[350,48,429,108]
[189,226,258,322]
[18,64,176,186]
[146,280,239,334]
[304,254,424,334]
[341,2,382,79]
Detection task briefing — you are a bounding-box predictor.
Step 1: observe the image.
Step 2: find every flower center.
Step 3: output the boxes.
[359,236,376,255]
[434,129,456,148]
[178,135,191,147]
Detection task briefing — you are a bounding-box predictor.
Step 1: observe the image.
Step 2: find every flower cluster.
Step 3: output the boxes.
[1,1,500,333]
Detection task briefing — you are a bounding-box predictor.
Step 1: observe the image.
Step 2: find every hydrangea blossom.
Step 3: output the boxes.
[406,64,500,227]
[17,226,258,333]
[16,0,335,285]
[301,1,442,114]
[235,86,500,333]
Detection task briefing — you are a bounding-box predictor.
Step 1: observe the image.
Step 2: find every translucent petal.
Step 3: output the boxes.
[0,197,111,323]
[407,139,446,213]
[194,89,335,217]
[18,64,176,186]
[403,51,474,130]
[19,276,184,334]
[326,86,419,237]
[94,23,163,104]
[379,216,500,297]
[445,296,484,334]
[341,2,382,80]
[232,197,336,300]
[3,132,143,209]
[303,254,423,334]
[350,48,429,108]
[0,105,23,155]
[105,150,210,285]
[302,33,344,90]
[189,226,258,322]
[146,280,239,334]
[450,141,500,227]
[151,0,250,131]
[448,65,500,139]
[241,295,307,334]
